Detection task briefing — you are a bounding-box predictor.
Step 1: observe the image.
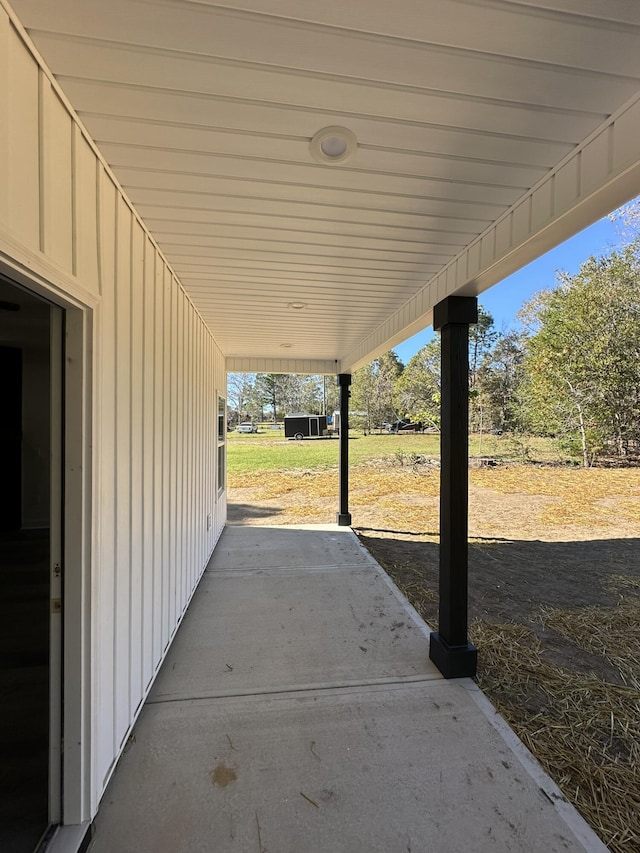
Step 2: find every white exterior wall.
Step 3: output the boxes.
[0,7,227,819]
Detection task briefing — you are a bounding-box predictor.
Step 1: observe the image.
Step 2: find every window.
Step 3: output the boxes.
[217,395,226,494]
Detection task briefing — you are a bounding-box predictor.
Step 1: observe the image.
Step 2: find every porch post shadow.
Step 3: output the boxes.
[429,295,478,678]
[336,373,352,526]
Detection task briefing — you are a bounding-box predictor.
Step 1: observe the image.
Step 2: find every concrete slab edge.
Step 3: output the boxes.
[347,529,437,642]
[463,680,610,853]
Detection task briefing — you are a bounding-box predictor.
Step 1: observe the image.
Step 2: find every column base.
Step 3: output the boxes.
[336,512,352,526]
[429,632,477,679]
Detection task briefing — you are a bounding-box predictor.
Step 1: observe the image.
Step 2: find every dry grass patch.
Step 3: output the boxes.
[470,465,640,498]
[471,465,640,528]
[352,465,440,498]
[614,498,640,524]
[228,469,337,500]
[228,465,441,505]
[371,503,439,534]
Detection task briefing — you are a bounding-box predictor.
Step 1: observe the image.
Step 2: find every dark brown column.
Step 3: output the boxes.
[336,373,352,526]
[429,296,478,678]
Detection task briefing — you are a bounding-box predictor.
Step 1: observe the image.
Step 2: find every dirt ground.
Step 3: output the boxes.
[228,462,640,851]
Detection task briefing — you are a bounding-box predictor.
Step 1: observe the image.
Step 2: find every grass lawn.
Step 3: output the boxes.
[227,429,566,474]
[227,432,640,852]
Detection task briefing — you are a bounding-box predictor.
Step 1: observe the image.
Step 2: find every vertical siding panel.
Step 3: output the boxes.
[204,332,209,550]
[161,266,172,652]
[189,308,195,588]
[188,311,195,592]
[185,306,193,599]
[169,282,179,630]
[114,197,132,747]
[96,170,118,785]
[40,83,73,272]
[142,239,155,690]
[153,261,165,662]
[207,333,212,554]
[185,307,191,594]
[177,290,185,602]
[181,298,186,599]
[200,329,209,557]
[176,291,185,614]
[7,23,39,248]
[193,318,199,583]
[196,312,203,584]
[201,333,210,551]
[208,336,213,551]
[189,308,196,591]
[173,291,181,617]
[214,340,221,538]
[191,314,196,587]
[198,324,208,572]
[190,310,200,589]
[75,136,100,294]
[129,220,144,712]
[214,339,219,537]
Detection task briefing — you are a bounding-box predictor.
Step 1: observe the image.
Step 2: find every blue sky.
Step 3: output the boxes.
[393,212,625,364]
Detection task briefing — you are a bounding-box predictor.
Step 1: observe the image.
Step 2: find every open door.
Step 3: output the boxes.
[0,277,62,853]
[0,346,22,531]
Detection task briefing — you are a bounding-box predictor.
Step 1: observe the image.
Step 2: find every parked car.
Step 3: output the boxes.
[237,422,258,433]
[389,419,420,433]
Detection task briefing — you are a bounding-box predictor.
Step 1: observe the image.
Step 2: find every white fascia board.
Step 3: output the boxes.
[341,91,640,372]
[226,356,340,375]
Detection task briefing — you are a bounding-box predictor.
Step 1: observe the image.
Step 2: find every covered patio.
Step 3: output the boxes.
[87,524,605,853]
[2,1,640,850]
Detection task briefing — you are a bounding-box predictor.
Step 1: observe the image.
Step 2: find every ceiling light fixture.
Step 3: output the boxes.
[310,126,357,164]
[288,301,308,310]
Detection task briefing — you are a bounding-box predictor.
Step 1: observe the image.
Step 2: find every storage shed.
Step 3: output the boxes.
[284,413,329,440]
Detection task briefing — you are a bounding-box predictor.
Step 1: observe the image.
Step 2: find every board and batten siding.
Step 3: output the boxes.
[0,5,227,817]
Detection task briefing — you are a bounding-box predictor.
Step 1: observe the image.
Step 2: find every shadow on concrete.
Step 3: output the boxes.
[226,502,284,524]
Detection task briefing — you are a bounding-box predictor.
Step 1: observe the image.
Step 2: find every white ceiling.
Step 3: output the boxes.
[9,0,640,369]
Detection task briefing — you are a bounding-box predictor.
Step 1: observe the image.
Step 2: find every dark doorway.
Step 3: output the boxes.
[0,276,59,853]
[0,346,23,531]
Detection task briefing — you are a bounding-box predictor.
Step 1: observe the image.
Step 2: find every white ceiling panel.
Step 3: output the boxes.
[9,0,640,367]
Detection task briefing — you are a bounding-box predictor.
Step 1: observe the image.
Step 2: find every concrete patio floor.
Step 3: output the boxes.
[88,525,607,853]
